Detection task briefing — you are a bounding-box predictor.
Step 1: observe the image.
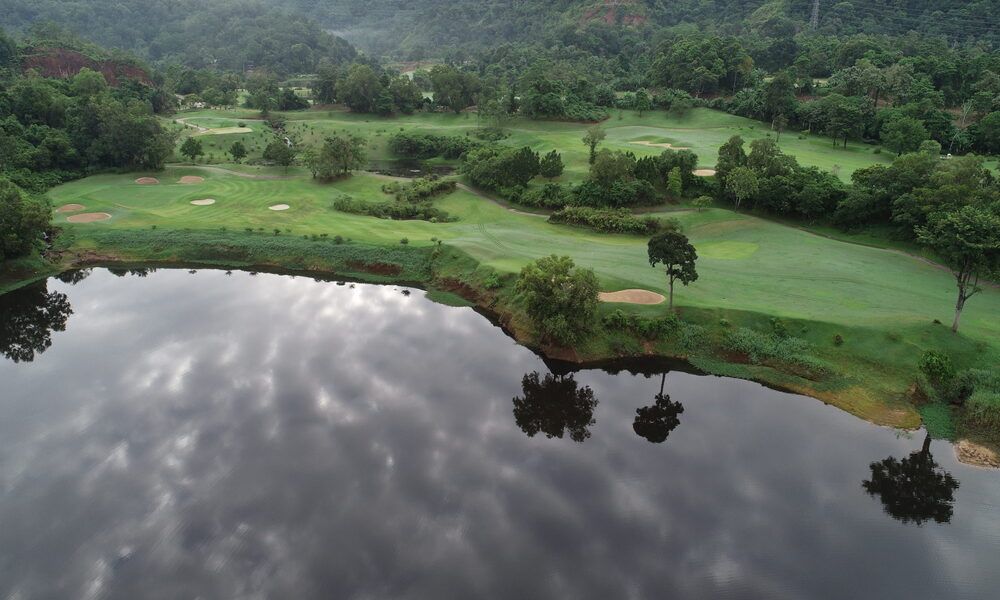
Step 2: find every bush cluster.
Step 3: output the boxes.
[602,309,680,340]
[381,176,456,203]
[724,327,830,375]
[549,206,662,235]
[388,132,478,159]
[333,195,455,222]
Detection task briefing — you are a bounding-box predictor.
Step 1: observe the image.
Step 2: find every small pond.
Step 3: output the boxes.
[1,269,998,599]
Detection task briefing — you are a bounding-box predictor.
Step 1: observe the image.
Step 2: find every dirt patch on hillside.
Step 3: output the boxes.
[345,261,403,276]
[190,199,216,206]
[599,289,666,305]
[631,140,690,150]
[179,176,204,184]
[693,169,717,177]
[22,47,152,86]
[66,212,112,223]
[955,439,1000,468]
[56,204,85,213]
[135,177,159,185]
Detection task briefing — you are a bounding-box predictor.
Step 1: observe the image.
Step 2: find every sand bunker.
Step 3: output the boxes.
[269,204,290,211]
[190,198,216,206]
[631,140,690,150]
[197,127,253,135]
[693,169,716,177]
[135,177,159,185]
[599,289,666,305]
[66,212,112,223]
[179,176,204,184]
[56,204,85,213]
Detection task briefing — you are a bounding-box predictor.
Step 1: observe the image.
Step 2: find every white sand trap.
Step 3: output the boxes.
[179,176,205,184]
[190,198,216,206]
[599,289,666,305]
[269,204,290,211]
[196,127,253,135]
[135,177,159,185]
[66,212,112,223]
[631,140,691,150]
[693,169,716,177]
[56,203,85,213]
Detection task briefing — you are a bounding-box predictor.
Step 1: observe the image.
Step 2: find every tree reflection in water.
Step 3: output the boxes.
[512,371,598,442]
[0,282,73,363]
[633,373,684,443]
[863,434,960,525]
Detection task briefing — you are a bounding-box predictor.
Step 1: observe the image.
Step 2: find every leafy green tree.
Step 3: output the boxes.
[972,111,1000,154]
[179,137,204,162]
[582,126,606,165]
[666,167,683,199]
[512,371,598,442]
[429,65,479,114]
[305,134,367,179]
[635,90,652,117]
[539,150,564,178]
[263,138,297,173]
[70,68,107,98]
[0,179,50,261]
[590,149,635,189]
[715,135,747,186]
[388,76,424,114]
[648,230,699,310]
[692,196,713,212]
[228,140,248,163]
[882,117,929,155]
[340,64,383,113]
[916,205,1000,333]
[725,166,759,210]
[863,434,959,525]
[245,72,280,114]
[515,255,599,344]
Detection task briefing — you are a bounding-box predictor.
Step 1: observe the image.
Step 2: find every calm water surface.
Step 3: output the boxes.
[1,269,998,600]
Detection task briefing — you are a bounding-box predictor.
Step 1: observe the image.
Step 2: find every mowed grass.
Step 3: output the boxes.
[171,107,891,181]
[50,166,1000,352]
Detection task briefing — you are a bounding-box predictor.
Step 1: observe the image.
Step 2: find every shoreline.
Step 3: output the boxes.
[3,231,998,468]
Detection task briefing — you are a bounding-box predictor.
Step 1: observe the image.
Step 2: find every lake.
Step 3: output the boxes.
[1,269,998,599]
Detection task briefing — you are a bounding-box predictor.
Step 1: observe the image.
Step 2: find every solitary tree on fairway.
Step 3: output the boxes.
[648,230,698,310]
[228,140,247,163]
[916,205,1000,333]
[582,126,606,165]
[179,137,204,162]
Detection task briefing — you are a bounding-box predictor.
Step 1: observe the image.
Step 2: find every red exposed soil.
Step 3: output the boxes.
[581,0,648,26]
[22,48,152,86]
[345,261,403,276]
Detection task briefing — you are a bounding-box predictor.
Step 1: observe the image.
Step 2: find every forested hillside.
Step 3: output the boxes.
[0,0,357,74]
[3,1,997,64]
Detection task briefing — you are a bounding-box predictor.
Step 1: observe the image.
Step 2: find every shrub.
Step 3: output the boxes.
[334,195,456,222]
[601,310,680,340]
[400,237,409,245]
[724,327,830,374]
[919,350,955,386]
[549,206,661,235]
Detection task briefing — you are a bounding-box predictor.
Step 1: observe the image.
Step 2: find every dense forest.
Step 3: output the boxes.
[0,0,357,74]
